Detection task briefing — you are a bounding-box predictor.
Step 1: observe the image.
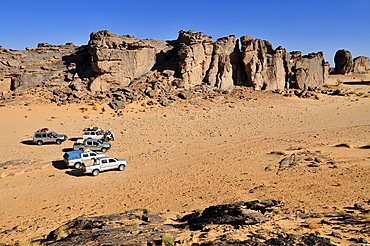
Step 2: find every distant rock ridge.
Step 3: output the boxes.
[0,30,367,103]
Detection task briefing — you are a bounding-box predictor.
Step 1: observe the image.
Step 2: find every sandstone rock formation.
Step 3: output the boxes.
[353,56,369,73]
[0,29,336,103]
[334,49,353,74]
[0,43,79,94]
[292,52,330,90]
[240,36,329,90]
[88,30,176,91]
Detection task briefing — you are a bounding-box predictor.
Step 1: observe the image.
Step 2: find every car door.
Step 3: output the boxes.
[81,153,90,162]
[43,133,52,143]
[86,140,94,149]
[108,158,118,169]
[100,159,110,171]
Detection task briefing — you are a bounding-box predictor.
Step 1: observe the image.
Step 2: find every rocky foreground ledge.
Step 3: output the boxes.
[9,200,370,246]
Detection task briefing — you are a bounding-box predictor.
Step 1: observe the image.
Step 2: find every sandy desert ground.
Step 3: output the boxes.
[0,73,370,244]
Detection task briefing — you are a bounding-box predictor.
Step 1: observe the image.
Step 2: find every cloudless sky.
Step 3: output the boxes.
[0,0,369,66]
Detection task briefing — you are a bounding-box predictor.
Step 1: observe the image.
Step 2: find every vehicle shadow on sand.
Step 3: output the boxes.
[52,160,69,170]
[52,160,86,177]
[69,137,81,142]
[20,140,35,145]
[62,148,74,152]
[65,169,86,177]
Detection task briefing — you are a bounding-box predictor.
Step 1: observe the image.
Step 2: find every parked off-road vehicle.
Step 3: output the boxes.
[63,149,106,169]
[73,139,111,152]
[33,128,67,145]
[82,156,127,176]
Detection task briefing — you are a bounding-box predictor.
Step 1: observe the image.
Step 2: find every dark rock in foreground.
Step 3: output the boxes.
[9,199,369,245]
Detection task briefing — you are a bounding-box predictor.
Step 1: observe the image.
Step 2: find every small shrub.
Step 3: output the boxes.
[195,207,205,217]
[80,107,88,113]
[281,225,290,233]
[51,116,57,119]
[18,240,44,246]
[92,105,98,111]
[307,222,320,230]
[162,233,175,246]
[336,79,343,86]
[337,210,347,216]
[363,213,370,220]
[122,218,141,226]
[55,225,69,240]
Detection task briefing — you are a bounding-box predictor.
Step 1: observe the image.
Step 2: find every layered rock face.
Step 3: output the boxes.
[240,36,329,90]
[176,30,242,90]
[0,30,334,100]
[353,56,369,73]
[292,52,330,90]
[88,30,175,91]
[0,43,80,93]
[334,49,353,74]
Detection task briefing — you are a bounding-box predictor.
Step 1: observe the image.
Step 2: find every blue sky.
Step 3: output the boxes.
[0,0,369,66]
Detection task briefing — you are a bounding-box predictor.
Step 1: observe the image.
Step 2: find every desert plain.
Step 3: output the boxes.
[0,73,370,244]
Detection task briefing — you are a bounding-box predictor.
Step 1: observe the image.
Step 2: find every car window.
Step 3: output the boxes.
[108,159,116,163]
[101,159,108,164]
[82,154,88,157]
[91,132,96,135]
[42,134,46,138]
[90,153,96,157]
[83,132,89,135]
[87,141,92,145]
[35,134,41,138]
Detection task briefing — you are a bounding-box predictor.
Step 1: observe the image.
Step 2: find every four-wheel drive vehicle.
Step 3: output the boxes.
[82,127,104,140]
[63,149,106,169]
[33,129,67,145]
[73,139,111,152]
[82,156,127,176]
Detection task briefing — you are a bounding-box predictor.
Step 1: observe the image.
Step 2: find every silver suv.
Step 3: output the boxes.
[33,129,67,145]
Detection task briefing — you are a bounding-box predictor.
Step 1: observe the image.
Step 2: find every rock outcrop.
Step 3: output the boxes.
[240,36,287,90]
[240,36,329,90]
[15,200,370,246]
[0,29,335,103]
[88,30,176,91]
[334,49,353,74]
[0,43,80,94]
[176,30,241,90]
[353,56,369,73]
[292,52,330,90]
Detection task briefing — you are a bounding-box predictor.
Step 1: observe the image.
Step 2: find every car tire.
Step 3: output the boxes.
[118,165,125,171]
[92,169,100,176]
[37,140,43,145]
[74,162,81,169]
[56,139,62,145]
[101,148,107,153]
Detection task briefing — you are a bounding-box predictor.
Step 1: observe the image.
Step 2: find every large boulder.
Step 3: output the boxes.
[353,56,369,73]
[334,49,353,74]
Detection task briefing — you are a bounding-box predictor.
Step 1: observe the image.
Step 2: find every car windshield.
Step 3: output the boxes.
[51,132,58,137]
[97,140,103,144]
